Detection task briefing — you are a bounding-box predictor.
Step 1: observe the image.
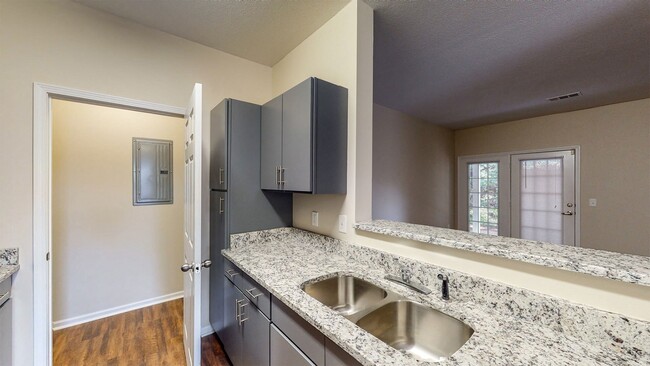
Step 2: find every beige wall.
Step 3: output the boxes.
[0,1,272,364]
[373,104,454,227]
[271,0,374,239]
[52,100,184,324]
[455,98,650,256]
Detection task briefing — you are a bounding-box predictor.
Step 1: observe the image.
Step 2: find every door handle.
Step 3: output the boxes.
[275,166,280,186]
[219,197,225,213]
[180,263,193,272]
[219,168,225,184]
[561,211,574,216]
[201,260,212,269]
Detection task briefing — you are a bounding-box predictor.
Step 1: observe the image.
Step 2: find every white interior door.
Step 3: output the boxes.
[511,150,576,245]
[182,83,203,366]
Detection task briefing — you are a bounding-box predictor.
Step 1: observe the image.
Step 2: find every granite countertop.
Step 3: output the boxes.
[0,248,19,283]
[0,265,19,283]
[223,229,648,366]
[354,220,650,287]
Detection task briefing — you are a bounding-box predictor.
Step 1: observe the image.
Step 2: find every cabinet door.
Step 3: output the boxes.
[210,191,228,335]
[325,338,361,366]
[282,78,313,192]
[242,306,270,366]
[222,277,242,366]
[261,95,283,190]
[210,99,228,190]
[270,324,315,366]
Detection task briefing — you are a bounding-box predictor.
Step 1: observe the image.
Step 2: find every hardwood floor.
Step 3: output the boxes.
[53,299,231,366]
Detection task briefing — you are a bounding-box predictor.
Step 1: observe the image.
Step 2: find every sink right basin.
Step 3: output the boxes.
[356,300,474,362]
[302,275,388,316]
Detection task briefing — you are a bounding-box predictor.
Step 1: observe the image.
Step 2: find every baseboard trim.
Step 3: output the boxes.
[53,291,183,330]
[201,324,215,337]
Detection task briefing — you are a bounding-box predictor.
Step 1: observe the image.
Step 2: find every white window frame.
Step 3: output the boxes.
[457,154,511,236]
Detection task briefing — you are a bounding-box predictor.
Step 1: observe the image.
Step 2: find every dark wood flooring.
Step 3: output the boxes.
[53,299,230,366]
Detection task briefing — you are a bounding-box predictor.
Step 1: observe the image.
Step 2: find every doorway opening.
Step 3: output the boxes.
[33,83,212,366]
[50,99,186,363]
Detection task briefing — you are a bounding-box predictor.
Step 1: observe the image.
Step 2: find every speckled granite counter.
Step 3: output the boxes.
[224,228,650,366]
[354,220,650,287]
[0,248,19,282]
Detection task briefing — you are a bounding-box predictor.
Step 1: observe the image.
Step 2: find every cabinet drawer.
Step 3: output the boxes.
[270,324,315,366]
[241,272,271,319]
[271,297,325,366]
[224,258,244,289]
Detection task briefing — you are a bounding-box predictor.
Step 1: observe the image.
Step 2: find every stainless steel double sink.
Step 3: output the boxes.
[301,274,474,363]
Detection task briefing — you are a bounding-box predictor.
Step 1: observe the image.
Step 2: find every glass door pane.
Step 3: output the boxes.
[467,162,499,235]
[511,150,576,245]
[519,158,563,244]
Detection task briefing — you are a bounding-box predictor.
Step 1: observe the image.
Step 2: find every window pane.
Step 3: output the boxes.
[468,162,499,236]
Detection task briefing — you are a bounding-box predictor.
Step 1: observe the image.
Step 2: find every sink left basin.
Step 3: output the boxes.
[302,275,388,316]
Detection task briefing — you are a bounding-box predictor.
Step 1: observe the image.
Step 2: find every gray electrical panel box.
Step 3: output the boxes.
[133,138,173,205]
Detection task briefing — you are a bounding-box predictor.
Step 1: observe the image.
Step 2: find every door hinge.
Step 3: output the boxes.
[46,252,50,261]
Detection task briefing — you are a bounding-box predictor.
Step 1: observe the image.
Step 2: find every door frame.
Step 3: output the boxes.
[33,83,185,366]
[456,145,581,246]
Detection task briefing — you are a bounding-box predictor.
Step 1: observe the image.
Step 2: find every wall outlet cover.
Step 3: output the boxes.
[338,215,347,233]
[311,211,319,227]
[589,198,597,207]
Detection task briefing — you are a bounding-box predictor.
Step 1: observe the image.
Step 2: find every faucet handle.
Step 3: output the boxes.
[437,273,450,301]
[400,267,412,282]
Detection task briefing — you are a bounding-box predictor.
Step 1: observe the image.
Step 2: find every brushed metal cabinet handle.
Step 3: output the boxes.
[226,269,239,279]
[245,288,262,299]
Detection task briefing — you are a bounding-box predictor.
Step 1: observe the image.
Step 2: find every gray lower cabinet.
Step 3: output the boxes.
[270,324,315,366]
[260,77,348,194]
[221,259,362,366]
[222,277,243,366]
[222,276,270,366]
[325,338,362,366]
[0,278,11,366]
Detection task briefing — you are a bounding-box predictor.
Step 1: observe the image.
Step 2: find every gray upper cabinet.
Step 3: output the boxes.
[261,77,348,194]
[210,100,228,191]
[260,95,283,190]
[282,79,314,192]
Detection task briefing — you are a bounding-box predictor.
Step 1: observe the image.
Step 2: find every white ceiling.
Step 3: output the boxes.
[76,0,649,129]
[74,0,350,66]
[368,0,650,129]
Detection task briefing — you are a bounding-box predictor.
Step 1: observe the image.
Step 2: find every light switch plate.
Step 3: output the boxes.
[589,198,597,207]
[311,211,319,227]
[338,215,347,233]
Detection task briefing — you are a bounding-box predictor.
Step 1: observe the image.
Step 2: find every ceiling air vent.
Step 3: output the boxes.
[547,91,582,102]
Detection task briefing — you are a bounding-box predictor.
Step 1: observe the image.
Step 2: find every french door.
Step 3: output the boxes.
[458,149,578,246]
[511,151,576,245]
